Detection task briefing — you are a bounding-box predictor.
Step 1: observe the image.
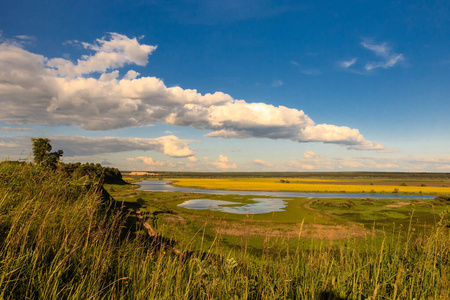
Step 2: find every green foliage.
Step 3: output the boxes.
[31,138,64,169]
[311,198,356,208]
[434,194,450,206]
[31,137,51,164]
[30,138,122,183]
[61,162,124,184]
[435,194,450,202]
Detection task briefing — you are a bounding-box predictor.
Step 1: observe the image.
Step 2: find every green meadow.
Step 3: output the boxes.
[1,162,449,299]
[106,180,449,255]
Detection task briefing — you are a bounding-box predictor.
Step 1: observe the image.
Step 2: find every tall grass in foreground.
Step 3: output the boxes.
[1,162,449,299]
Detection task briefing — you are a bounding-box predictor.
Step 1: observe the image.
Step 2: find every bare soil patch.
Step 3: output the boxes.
[385,202,411,208]
[214,222,367,240]
[161,214,187,226]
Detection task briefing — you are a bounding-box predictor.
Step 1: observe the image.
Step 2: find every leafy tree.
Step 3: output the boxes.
[31,138,52,165]
[31,138,64,169]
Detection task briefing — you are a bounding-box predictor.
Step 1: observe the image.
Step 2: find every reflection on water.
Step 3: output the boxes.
[137,180,434,199]
[177,198,293,214]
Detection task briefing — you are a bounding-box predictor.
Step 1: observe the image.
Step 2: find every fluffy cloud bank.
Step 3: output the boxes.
[0,33,383,150]
[0,135,195,158]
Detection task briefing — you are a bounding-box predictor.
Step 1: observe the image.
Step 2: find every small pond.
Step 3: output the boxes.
[137,180,434,199]
[177,198,292,214]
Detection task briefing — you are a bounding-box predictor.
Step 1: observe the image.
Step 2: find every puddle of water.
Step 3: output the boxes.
[178,199,242,210]
[177,198,293,214]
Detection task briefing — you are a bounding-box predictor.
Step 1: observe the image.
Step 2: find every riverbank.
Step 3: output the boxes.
[137,180,436,199]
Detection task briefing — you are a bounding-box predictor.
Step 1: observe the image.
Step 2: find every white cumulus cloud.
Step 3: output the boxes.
[253,159,274,167]
[0,33,384,151]
[126,156,190,170]
[46,33,157,77]
[208,155,237,170]
[303,151,325,159]
[187,156,198,162]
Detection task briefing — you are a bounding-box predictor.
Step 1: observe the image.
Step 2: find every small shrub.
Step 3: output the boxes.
[433,194,450,205]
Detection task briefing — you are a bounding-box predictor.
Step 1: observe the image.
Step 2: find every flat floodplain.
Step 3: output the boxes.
[168,177,450,195]
[107,174,450,251]
[100,172,450,298]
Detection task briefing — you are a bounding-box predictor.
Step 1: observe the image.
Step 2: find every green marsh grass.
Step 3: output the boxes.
[1,162,449,299]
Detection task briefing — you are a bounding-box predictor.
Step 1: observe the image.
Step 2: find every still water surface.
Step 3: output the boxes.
[137,180,434,215]
[136,180,434,199]
[177,198,292,214]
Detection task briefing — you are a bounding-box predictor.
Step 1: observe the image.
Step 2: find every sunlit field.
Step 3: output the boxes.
[169,177,450,195]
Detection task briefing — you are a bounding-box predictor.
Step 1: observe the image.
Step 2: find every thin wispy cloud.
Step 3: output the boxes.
[291,60,321,75]
[300,69,321,75]
[290,60,301,67]
[15,35,36,41]
[361,40,404,71]
[339,58,357,69]
[284,155,450,172]
[339,40,404,73]
[0,126,34,132]
[0,135,197,158]
[272,79,283,87]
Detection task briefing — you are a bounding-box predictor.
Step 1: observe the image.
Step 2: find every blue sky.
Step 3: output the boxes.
[0,0,449,172]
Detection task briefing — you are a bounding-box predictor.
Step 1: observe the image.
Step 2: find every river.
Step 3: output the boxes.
[136,180,434,199]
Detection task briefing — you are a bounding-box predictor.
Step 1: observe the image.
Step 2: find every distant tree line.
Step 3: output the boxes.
[61,162,124,184]
[29,138,124,184]
[128,171,450,180]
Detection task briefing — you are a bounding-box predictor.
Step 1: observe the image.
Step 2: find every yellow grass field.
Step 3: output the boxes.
[169,178,450,195]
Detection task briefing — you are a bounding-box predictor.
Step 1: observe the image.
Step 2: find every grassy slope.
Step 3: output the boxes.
[1,163,450,299]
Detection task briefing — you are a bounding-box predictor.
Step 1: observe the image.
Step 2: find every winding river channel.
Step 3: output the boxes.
[136,180,434,199]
